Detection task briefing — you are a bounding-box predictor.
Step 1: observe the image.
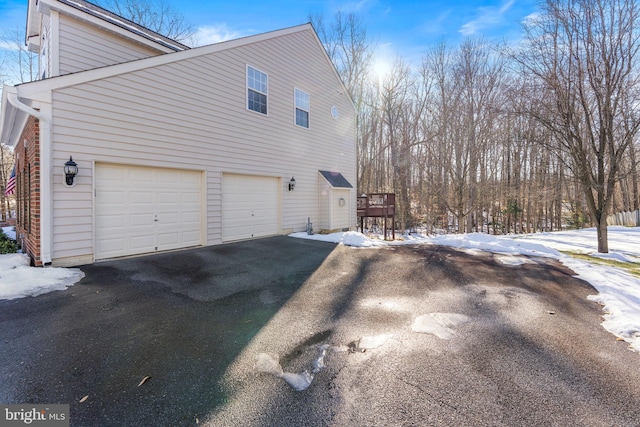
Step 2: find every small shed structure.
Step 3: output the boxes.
[318,170,354,232]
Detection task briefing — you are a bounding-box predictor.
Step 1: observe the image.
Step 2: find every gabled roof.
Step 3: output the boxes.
[319,171,353,188]
[26,0,189,53]
[1,23,356,148]
[14,23,350,99]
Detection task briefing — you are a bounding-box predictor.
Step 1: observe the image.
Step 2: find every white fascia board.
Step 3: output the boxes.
[16,23,315,99]
[38,0,180,54]
[0,87,29,149]
[26,0,42,51]
[51,11,61,77]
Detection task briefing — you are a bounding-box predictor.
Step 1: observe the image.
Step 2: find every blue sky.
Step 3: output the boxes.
[0,0,539,64]
[183,0,539,60]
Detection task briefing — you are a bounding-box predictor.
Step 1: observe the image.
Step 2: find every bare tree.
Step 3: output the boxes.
[311,11,378,203]
[515,0,640,252]
[1,26,38,85]
[94,0,195,44]
[0,27,38,223]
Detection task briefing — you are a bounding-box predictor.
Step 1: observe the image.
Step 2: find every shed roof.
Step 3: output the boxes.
[319,170,353,188]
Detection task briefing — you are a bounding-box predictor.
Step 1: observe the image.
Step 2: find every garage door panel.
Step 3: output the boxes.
[97,237,126,254]
[130,213,153,227]
[182,212,200,223]
[222,174,279,242]
[181,230,201,243]
[101,191,125,204]
[98,214,125,228]
[159,213,179,224]
[158,232,179,246]
[130,168,154,181]
[181,192,200,203]
[182,174,201,186]
[131,192,154,203]
[130,235,154,251]
[96,164,203,260]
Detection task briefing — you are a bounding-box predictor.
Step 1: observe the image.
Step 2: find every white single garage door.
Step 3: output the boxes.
[222,174,279,242]
[95,163,202,260]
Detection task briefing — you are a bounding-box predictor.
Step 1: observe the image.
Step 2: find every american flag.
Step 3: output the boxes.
[5,166,16,196]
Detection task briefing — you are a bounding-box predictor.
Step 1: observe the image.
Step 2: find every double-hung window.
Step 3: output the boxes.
[247,66,268,114]
[295,88,310,128]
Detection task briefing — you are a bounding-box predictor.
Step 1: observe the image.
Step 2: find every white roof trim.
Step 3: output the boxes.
[4,23,357,146]
[16,24,320,98]
[27,0,187,54]
[0,86,30,148]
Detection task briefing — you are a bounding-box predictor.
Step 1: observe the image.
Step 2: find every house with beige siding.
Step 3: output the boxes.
[0,0,356,266]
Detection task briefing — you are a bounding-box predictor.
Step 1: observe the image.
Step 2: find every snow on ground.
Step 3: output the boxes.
[0,227,85,300]
[1,223,638,351]
[291,226,640,352]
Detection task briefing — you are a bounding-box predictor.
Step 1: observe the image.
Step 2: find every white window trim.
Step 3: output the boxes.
[294,87,310,129]
[246,64,268,116]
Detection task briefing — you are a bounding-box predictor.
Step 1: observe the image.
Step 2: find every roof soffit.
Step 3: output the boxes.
[26,0,42,51]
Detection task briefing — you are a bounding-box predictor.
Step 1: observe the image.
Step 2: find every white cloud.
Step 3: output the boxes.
[459,0,515,36]
[0,40,21,51]
[193,24,246,46]
[522,12,541,26]
[340,0,374,13]
[500,0,515,14]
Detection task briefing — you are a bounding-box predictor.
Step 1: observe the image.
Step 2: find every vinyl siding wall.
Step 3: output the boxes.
[50,29,356,262]
[57,14,164,75]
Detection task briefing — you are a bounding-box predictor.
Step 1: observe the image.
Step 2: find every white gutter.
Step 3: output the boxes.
[7,92,44,120]
[6,90,53,265]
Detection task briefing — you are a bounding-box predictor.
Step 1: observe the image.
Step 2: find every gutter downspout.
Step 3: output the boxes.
[7,92,44,121]
[7,90,53,265]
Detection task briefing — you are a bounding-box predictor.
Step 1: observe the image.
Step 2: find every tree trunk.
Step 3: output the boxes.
[596,214,609,253]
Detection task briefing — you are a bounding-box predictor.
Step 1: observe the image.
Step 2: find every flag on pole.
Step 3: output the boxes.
[5,166,16,196]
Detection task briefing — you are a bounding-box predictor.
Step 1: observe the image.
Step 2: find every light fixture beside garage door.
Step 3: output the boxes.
[64,156,78,186]
[288,176,296,191]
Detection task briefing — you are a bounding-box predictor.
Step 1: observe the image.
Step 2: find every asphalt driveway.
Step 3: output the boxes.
[1,236,640,426]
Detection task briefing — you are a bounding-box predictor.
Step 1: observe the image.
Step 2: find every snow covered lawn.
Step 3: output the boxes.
[291,226,640,352]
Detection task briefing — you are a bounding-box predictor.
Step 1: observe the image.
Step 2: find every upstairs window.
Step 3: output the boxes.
[247,66,268,114]
[295,88,309,128]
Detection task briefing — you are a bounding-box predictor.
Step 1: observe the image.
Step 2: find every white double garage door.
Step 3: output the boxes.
[95,164,279,260]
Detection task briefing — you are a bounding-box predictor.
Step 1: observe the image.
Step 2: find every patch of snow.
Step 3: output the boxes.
[289,231,384,247]
[254,344,331,392]
[0,253,85,300]
[359,334,393,349]
[2,226,16,240]
[592,252,637,263]
[412,313,470,339]
[495,254,534,266]
[280,371,314,391]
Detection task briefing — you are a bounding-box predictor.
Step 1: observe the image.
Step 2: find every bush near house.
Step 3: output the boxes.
[0,228,19,254]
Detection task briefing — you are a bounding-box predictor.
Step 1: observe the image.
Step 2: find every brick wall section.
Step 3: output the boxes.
[14,116,42,266]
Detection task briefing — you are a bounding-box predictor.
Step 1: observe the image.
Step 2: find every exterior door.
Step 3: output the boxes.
[222,174,279,242]
[95,163,202,259]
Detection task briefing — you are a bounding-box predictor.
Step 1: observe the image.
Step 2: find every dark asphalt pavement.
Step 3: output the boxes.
[1,237,639,426]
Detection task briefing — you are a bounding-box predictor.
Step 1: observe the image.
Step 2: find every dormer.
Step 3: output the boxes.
[25,0,189,79]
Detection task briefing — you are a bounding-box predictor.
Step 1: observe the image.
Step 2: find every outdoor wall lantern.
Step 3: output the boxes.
[288,176,296,191]
[64,156,78,186]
